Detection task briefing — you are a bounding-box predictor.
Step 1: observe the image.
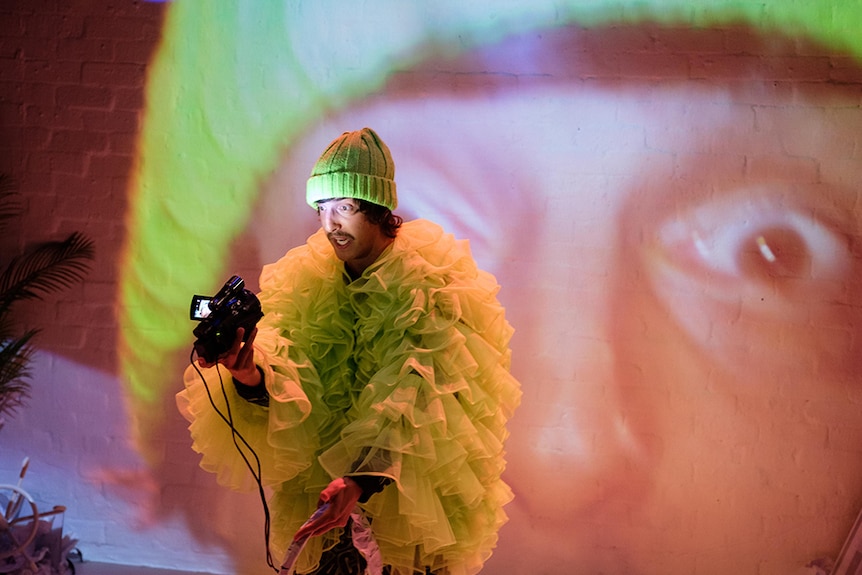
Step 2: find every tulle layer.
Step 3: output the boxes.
[178,219,521,575]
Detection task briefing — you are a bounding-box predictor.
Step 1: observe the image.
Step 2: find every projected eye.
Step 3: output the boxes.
[643,185,856,371]
[651,190,850,301]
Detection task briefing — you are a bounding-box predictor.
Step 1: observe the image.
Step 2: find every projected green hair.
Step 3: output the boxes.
[118,0,862,418]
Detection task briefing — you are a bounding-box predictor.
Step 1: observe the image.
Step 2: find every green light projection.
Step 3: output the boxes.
[118,0,862,423]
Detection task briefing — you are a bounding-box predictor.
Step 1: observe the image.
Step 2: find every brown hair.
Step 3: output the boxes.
[358,199,403,238]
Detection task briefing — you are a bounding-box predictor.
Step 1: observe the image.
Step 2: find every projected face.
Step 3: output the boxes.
[254,31,862,571]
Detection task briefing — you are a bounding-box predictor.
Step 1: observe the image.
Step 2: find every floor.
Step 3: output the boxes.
[73,562,212,575]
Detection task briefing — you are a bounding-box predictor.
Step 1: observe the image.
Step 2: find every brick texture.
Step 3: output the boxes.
[1,3,862,575]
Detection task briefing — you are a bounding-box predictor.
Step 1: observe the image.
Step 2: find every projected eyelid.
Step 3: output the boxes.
[653,191,850,292]
[639,185,859,379]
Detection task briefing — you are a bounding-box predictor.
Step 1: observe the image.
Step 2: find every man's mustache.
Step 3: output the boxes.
[328,232,354,241]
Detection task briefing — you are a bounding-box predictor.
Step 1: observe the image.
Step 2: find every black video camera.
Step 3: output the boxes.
[190,275,263,364]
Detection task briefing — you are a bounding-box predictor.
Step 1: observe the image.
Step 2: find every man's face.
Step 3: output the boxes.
[254,30,862,572]
[316,198,390,276]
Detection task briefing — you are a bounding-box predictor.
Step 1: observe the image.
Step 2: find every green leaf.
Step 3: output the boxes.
[0,232,95,311]
[0,329,36,423]
[0,173,96,430]
[0,174,21,232]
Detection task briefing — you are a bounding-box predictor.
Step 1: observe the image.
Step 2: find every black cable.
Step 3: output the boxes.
[189,349,279,573]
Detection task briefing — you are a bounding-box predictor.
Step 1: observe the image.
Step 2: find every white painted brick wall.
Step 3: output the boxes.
[1,2,861,574]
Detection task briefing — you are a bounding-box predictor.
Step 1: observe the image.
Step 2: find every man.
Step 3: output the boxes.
[178,127,522,575]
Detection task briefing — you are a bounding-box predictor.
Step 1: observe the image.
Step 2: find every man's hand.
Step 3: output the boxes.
[197,327,261,386]
[292,477,363,541]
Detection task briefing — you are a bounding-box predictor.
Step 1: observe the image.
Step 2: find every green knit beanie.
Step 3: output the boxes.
[306,127,397,211]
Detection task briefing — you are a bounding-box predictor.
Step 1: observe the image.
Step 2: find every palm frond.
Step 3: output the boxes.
[0,173,95,431]
[0,329,36,422]
[0,232,95,309]
[0,174,22,232]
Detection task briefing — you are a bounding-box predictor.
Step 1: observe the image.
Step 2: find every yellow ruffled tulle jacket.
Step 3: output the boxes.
[178,219,522,575]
